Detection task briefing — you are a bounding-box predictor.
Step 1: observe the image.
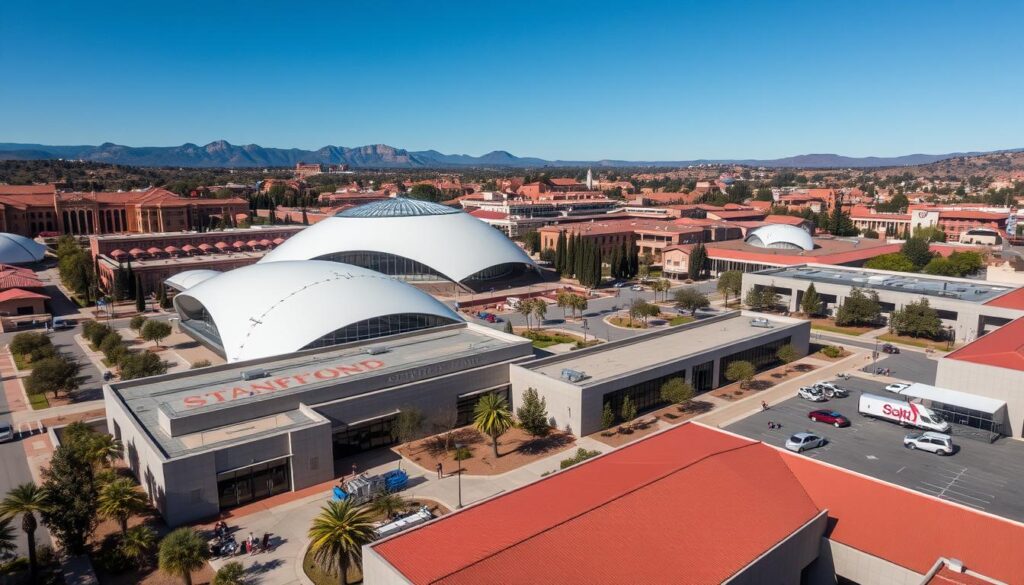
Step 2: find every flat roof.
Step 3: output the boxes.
[526,313,801,386]
[109,324,527,459]
[760,265,1013,302]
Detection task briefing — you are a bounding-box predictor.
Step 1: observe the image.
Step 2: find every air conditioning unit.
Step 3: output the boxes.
[241,369,268,381]
[561,368,588,383]
[365,346,389,355]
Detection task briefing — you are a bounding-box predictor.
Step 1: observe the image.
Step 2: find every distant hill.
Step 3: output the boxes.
[0,140,1017,169]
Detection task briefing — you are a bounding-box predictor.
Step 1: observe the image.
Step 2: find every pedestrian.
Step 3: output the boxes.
[436,462,443,479]
[248,532,256,556]
[761,400,769,411]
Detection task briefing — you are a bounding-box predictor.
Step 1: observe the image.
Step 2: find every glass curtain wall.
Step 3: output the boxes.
[217,458,291,510]
[718,337,792,385]
[302,314,456,350]
[316,251,448,281]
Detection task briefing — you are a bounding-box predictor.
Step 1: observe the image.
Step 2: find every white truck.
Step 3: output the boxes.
[858,393,950,432]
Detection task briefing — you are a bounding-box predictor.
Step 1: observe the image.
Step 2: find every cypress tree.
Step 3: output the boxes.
[301,209,309,225]
[609,245,621,279]
[618,242,629,278]
[134,276,145,313]
[125,259,135,298]
[565,233,576,278]
[158,282,171,309]
[593,246,603,288]
[628,244,639,278]
[575,237,586,281]
[554,231,566,274]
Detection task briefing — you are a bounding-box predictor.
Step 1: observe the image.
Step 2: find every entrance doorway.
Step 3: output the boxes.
[216,458,291,510]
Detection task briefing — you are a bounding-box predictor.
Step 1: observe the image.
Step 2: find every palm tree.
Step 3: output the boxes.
[212,561,246,585]
[98,478,149,535]
[120,524,157,569]
[473,393,514,459]
[0,483,48,580]
[0,516,17,559]
[370,493,408,519]
[308,500,377,585]
[90,434,124,468]
[158,527,209,585]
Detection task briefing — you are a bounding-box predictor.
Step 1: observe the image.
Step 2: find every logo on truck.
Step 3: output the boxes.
[882,402,919,424]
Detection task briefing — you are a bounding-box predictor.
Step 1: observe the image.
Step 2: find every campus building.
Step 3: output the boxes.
[459,191,622,237]
[366,423,1024,585]
[741,264,1024,344]
[103,322,534,526]
[510,312,810,435]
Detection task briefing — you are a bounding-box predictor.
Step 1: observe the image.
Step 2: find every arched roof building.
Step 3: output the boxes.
[0,233,46,264]
[744,224,815,252]
[164,269,222,292]
[173,260,462,362]
[259,198,536,284]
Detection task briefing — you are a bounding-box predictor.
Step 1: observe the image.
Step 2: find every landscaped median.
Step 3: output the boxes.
[515,327,601,350]
[876,333,953,352]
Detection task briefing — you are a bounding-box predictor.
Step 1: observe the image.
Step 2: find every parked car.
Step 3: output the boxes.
[881,343,900,354]
[813,382,848,398]
[785,432,826,453]
[797,386,827,402]
[808,410,850,427]
[0,424,12,443]
[613,281,630,288]
[858,393,950,432]
[631,285,644,291]
[884,383,911,393]
[51,317,75,330]
[903,432,954,456]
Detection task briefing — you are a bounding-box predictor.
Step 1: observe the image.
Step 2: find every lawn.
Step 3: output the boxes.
[877,333,951,352]
[668,315,695,326]
[809,318,874,336]
[520,329,582,348]
[28,393,49,409]
[11,353,34,371]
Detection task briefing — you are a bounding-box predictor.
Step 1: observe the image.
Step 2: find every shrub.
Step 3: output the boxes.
[99,331,124,361]
[190,359,212,369]
[129,315,148,332]
[560,448,601,469]
[820,345,844,358]
[10,332,54,363]
[453,446,472,461]
[87,323,113,347]
[118,351,167,380]
[81,320,104,341]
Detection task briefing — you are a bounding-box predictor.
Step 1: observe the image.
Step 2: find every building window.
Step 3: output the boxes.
[332,415,398,461]
[456,387,510,427]
[718,336,792,385]
[216,458,291,510]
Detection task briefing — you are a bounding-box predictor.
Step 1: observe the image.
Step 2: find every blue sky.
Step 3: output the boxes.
[1,1,1022,160]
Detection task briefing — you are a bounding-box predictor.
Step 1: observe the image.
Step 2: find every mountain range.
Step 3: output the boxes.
[0,140,1016,169]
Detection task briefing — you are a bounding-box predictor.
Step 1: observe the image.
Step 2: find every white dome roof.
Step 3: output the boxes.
[745,224,814,251]
[260,199,535,282]
[173,260,461,363]
[0,233,46,264]
[164,269,221,291]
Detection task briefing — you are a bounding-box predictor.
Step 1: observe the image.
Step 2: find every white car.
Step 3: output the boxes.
[798,386,827,402]
[785,432,826,453]
[813,382,848,398]
[885,383,911,393]
[0,424,12,443]
[903,432,954,456]
[630,285,644,291]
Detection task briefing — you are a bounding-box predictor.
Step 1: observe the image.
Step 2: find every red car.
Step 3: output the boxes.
[808,410,850,428]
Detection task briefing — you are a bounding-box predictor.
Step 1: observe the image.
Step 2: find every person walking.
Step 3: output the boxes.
[436,462,443,479]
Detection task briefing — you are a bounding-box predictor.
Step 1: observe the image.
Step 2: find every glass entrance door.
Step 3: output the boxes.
[216,458,291,510]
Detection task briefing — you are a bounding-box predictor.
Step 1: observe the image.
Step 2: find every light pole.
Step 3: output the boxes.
[582,318,589,344]
[872,339,879,375]
[454,442,464,509]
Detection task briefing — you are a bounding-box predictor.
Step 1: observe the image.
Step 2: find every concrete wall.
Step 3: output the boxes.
[510,367,584,434]
[726,511,829,585]
[936,358,1024,437]
[826,539,923,585]
[362,546,413,585]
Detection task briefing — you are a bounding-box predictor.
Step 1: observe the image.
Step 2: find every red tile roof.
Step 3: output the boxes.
[374,425,821,584]
[781,451,1024,581]
[944,317,1024,371]
[468,209,508,220]
[0,288,47,302]
[984,287,1024,311]
[0,265,43,290]
[764,214,810,226]
[926,565,1000,585]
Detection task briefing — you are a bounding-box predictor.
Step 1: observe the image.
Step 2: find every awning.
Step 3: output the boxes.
[900,383,1006,414]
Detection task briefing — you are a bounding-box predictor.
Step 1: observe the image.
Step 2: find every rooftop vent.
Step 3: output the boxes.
[561,368,588,383]
[365,346,389,355]
[241,369,269,381]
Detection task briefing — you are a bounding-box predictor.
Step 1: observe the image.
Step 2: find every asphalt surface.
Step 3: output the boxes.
[726,377,1024,522]
[812,331,938,385]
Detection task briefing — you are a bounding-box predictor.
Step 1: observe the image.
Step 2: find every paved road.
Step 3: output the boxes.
[726,377,1024,522]
[465,280,720,342]
[812,331,938,385]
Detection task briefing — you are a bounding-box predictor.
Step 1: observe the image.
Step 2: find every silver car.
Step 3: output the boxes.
[0,424,13,443]
[903,432,954,456]
[785,432,826,453]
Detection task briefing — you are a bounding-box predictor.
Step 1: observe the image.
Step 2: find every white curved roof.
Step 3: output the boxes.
[173,260,461,363]
[0,233,46,264]
[164,269,222,291]
[745,224,814,251]
[260,199,535,282]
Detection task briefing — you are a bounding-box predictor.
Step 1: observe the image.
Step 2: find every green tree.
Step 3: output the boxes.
[0,483,49,580]
[776,344,799,368]
[531,298,548,326]
[660,378,695,411]
[98,478,148,535]
[673,288,710,316]
[10,332,55,364]
[865,253,916,273]
[158,284,171,309]
[570,294,588,320]
[25,354,81,399]
[129,314,148,332]
[89,433,124,469]
[120,524,157,570]
[601,402,615,431]
[406,184,445,202]
[0,516,17,560]
[890,298,943,339]
[474,393,514,458]
[135,277,146,313]
[800,283,822,316]
[41,439,99,554]
[307,500,377,585]
[835,287,882,327]
[118,351,167,380]
[620,395,637,425]
[158,527,210,585]
[390,409,423,448]
[724,360,756,389]
[717,270,743,307]
[913,225,947,242]
[516,387,550,437]
[521,230,541,255]
[99,331,124,361]
[900,237,934,269]
[370,493,408,519]
[503,319,513,334]
[212,561,246,585]
[554,231,566,274]
[652,279,671,302]
[141,319,172,347]
[687,243,708,280]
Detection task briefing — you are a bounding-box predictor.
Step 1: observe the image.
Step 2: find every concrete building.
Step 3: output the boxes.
[510,312,810,435]
[103,322,533,526]
[741,264,1024,343]
[459,191,621,237]
[366,423,1024,585]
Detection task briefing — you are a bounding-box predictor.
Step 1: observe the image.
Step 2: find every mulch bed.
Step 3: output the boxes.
[396,425,576,476]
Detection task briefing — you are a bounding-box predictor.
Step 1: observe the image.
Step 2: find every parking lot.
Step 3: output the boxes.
[726,376,1024,522]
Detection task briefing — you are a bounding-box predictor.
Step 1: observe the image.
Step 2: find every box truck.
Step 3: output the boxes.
[858,393,950,432]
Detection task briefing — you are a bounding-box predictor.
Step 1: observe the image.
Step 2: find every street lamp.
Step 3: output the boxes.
[872,339,879,375]
[582,318,589,344]
[454,442,464,509]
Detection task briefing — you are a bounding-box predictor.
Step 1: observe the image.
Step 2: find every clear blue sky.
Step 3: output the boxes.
[1,1,1022,160]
